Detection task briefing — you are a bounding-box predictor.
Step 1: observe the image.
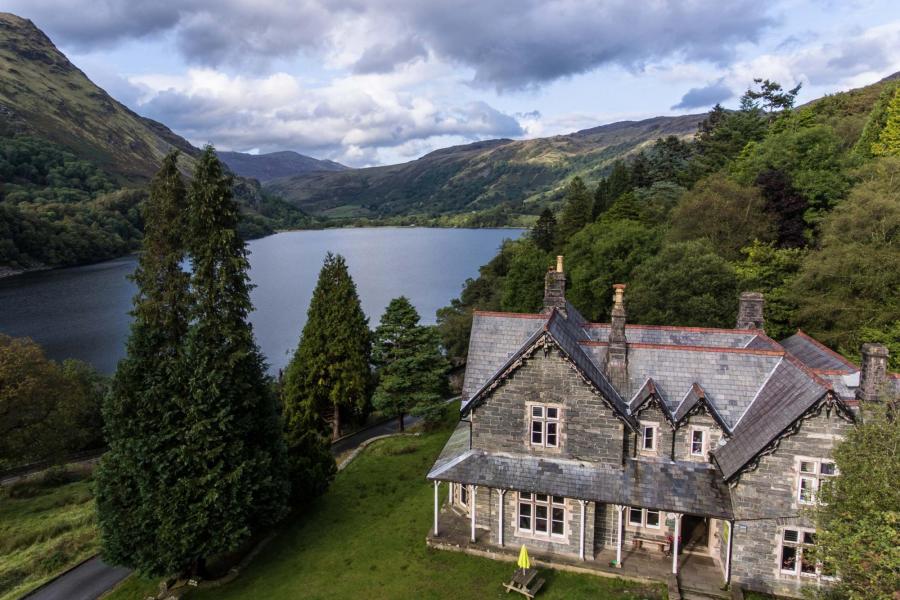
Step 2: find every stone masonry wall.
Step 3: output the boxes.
[673,413,723,463]
[471,349,625,464]
[729,410,853,597]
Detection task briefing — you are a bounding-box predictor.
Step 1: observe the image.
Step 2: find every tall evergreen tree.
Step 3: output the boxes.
[283,253,371,440]
[556,176,593,243]
[530,208,557,251]
[96,152,191,573]
[871,86,900,157]
[629,152,652,188]
[372,297,449,430]
[157,146,289,575]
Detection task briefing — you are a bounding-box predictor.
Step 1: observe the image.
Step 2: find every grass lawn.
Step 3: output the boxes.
[110,423,665,599]
[0,470,98,600]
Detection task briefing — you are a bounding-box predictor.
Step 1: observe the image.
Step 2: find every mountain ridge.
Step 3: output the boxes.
[217,150,347,183]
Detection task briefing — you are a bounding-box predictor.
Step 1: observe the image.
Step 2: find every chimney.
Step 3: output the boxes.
[543,255,566,313]
[857,343,889,403]
[736,292,765,331]
[606,284,628,391]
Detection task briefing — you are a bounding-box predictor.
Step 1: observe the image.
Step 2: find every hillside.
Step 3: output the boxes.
[218,150,347,182]
[0,13,198,182]
[265,114,704,220]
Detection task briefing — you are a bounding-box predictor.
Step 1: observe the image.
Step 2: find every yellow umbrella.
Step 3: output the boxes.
[517,545,530,571]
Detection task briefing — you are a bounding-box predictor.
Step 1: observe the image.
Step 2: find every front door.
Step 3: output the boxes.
[681,515,709,553]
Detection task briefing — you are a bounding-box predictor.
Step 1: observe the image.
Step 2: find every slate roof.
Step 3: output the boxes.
[428,450,734,519]
[712,357,832,480]
[586,324,758,349]
[780,330,857,373]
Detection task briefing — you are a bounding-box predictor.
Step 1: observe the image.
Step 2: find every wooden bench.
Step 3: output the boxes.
[632,535,668,552]
[504,568,545,598]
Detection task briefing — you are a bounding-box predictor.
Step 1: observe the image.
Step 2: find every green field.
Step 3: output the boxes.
[108,423,663,599]
[0,470,99,600]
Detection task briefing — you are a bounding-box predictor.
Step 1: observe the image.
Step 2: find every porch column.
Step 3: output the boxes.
[578,500,586,561]
[724,520,734,587]
[615,504,624,568]
[672,513,683,575]
[470,485,478,542]
[449,481,454,502]
[433,481,440,536]
[498,489,507,547]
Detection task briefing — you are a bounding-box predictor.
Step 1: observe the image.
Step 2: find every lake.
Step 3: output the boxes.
[0,227,522,374]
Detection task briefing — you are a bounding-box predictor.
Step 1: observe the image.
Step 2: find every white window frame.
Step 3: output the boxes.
[626,507,660,529]
[456,483,470,510]
[516,492,566,538]
[779,527,832,579]
[640,421,657,452]
[529,404,560,448]
[690,428,707,457]
[796,458,838,505]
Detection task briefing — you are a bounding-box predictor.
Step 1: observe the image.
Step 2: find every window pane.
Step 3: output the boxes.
[820,462,836,476]
[552,496,564,504]
[531,421,543,444]
[691,430,704,455]
[645,510,660,527]
[535,517,548,532]
[546,422,557,446]
[801,552,817,575]
[532,406,543,418]
[520,492,532,500]
[802,532,816,545]
[629,508,643,526]
[783,529,799,543]
[799,477,815,503]
[642,427,654,449]
[535,506,548,532]
[519,512,531,530]
[781,545,798,572]
[546,407,558,419]
[536,494,548,503]
[551,508,564,534]
[536,505,548,519]
[800,461,816,473]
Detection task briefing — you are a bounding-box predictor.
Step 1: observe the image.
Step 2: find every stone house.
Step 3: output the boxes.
[426,256,897,597]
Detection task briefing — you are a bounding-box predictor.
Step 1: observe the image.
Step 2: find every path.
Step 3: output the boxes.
[24,407,443,600]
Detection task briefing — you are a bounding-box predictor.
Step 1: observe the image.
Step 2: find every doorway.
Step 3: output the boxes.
[681,515,709,553]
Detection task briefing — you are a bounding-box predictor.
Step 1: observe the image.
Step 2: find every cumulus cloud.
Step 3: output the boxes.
[11,0,775,88]
[672,79,733,110]
[129,68,524,166]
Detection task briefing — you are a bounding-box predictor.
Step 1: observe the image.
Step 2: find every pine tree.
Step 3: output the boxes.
[531,208,557,251]
[556,176,593,242]
[606,160,632,202]
[283,253,371,441]
[871,87,900,157]
[372,297,449,430]
[629,152,652,188]
[157,146,289,575]
[96,152,191,573]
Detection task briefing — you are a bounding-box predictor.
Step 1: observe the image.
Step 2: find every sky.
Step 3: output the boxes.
[3,1,899,167]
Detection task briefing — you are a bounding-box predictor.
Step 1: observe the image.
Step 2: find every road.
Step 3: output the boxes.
[25,411,428,600]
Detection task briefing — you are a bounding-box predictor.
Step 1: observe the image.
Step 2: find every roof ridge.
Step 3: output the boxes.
[473,310,547,319]
[585,323,761,334]
[792,329,858,370]
[579,340,784,356]
[782,348,835,391]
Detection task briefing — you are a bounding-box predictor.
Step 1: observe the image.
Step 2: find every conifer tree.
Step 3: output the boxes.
[556,176,593,243]
[156,146,289,575]
[283,253,371,440]
[531,208,557,251]
[371,297,449,429]
[96,152,191,573]
[871,87,900,157]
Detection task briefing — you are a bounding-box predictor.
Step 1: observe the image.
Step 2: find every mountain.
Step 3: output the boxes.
[218,150,347,182]
[265,114,705,220]
[0,12,199,182]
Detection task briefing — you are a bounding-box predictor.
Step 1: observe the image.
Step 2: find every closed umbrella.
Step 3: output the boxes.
[517,544,530,572]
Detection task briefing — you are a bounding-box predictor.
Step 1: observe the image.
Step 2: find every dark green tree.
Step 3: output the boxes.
[372,297,449,429]
[628,240,740,327]
[629,152,652,188]
[606,160,632,200]
[157,146,289,575]
[556,176,593,242]
[814,400,899,599]
[741,78,802,115]
[500,241,551,313]
[283,253,371,440]
[531,208,557,251]
[96,152,192,574]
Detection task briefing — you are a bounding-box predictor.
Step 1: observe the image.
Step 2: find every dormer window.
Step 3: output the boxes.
[690,428,707,457]
[529,404,560,448]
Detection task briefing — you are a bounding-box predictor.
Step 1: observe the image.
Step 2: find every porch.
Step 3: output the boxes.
[427,505,729,599]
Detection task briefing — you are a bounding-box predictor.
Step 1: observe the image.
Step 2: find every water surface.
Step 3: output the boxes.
[0,227,522,373]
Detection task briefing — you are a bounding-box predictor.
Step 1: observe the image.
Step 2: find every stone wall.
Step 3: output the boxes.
[729,409,852,597]
[673,413,723,463]
[471,349,625,464]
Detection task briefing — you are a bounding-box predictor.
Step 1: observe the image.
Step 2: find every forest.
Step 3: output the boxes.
[437,78,900,370]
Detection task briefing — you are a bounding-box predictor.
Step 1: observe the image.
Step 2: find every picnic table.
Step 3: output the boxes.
[503,568,545,598]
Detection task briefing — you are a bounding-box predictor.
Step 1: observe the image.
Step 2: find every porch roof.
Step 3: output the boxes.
[427,449,734,519]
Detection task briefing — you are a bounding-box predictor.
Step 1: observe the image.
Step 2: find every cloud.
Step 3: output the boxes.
[672,80,734,110]
[11,0,776,88]
[129,68,524,166]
